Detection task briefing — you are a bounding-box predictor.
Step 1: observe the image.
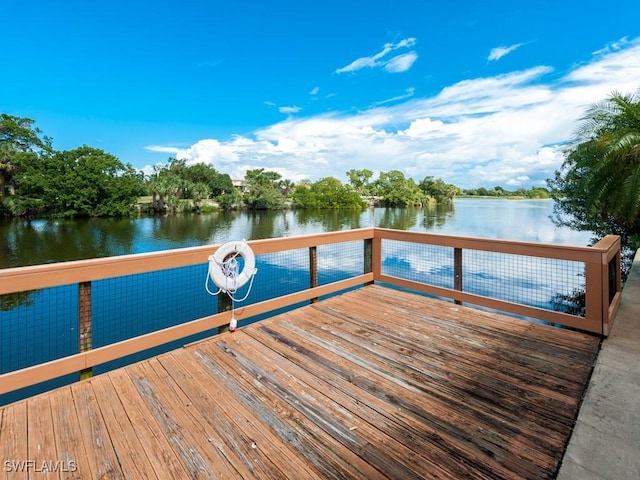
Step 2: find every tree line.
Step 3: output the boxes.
[462,186,550,198]
[0,113,548,218]
[2,86,640,278]
[0,114,464,217]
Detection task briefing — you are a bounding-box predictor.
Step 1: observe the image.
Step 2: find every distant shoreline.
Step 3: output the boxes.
[456,195,550,200]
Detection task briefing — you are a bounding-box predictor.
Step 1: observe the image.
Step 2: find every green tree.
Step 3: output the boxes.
[291,183,318,209]
[147,173,180,214]
[419,176,459,203]
[549,89,640,277]
[172,160,233,198]
[373,170,427,207]
[292,177,366,209]
[218,189,243,210]
[243,168,285,209]
[346,168,374,196]
[245,168,282,185]
[15,146,142,217]
[145,158,233,213]
[190,182,210,211]
[0,114,52,202]
[573,91,640,220]
[210,172,234,198]
[527,187,550,199]
[279,178,295,197]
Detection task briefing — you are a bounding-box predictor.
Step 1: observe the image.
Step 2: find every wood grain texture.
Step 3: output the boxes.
[0,285,599,479]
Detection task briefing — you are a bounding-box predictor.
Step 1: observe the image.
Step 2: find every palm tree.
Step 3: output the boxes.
[549,88,640,279]
[573,89,640,223]
[190,182,210,211]
[279,179,295,197]
[0,142,17,201]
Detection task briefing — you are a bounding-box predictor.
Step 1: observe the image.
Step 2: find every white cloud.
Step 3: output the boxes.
[145,37,640,189]
[310,86,319,95]
[593,36,630,56]
[336,37,417,74]
[279,105,302,114]
[371,87,415,107]
[146,145,182,155]
[488,43,525,62]
[384,52,418,73]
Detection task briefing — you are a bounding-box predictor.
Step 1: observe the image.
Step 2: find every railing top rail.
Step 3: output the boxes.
[0,227,619,295]
[0,228,375,295]
[374,228,616,263]
[592,235,622,262]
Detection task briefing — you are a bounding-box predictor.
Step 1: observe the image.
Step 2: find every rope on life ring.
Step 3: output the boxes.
[205,240,258,332]
[208,240,257,293]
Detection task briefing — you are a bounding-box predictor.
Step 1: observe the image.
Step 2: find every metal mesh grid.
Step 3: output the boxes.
[381,239,454,289]
[463,250,585,312]
[249,248,310,302]
[92,264,216,347]
[0,285,78,374]
[231,247,311,327]
[317,240,364,285]
[380,239,586,316]
[0,246,316,379]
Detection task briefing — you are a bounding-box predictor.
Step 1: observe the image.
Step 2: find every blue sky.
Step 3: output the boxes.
[2,1,640,188]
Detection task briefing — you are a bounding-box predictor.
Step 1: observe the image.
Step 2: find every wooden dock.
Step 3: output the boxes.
[0,285,600,479]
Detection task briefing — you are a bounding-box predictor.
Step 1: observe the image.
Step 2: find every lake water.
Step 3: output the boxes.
[0,199,592,269]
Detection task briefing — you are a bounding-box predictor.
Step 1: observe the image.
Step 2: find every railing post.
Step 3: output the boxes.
[310,246,318,303]
[585,261,605,335]
[591,235,622,336]
[364,239,373,285]
[372,233,382,281]
[79,281,93,380]
[454,247,463,305]
[218,293,232,333]
[601,248,621,336]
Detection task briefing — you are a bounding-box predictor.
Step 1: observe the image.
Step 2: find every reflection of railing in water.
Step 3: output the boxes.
[0,228,621,402]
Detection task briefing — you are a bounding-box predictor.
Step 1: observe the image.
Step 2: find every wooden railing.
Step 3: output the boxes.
[373,229,621,335]
[0,228,621,396]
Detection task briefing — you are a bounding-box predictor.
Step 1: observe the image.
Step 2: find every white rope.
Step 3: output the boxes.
[205,247,257,332]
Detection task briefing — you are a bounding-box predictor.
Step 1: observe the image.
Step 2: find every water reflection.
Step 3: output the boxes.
[295,209,364,232]
[0,199,592,270]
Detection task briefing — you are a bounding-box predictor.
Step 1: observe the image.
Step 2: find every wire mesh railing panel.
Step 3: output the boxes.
[381,239,454,289]
[229,247,311,327]
[0,246,314,380]
[379,238,587,316]
[317,240,364,285]
[463,250,586,315]
[92,264,216,348]
[0,285,79,374]
[249,248,310,302]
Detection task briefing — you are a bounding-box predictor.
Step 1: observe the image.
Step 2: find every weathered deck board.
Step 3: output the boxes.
[0,285,600,479]
[106,369,190,479]
[70,381,124,478]
[1,402,28,480]
[161,351,324,480]
[90,374,159,479]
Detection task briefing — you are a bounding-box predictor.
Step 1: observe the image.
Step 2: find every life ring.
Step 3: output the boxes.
[208,241,256,292]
